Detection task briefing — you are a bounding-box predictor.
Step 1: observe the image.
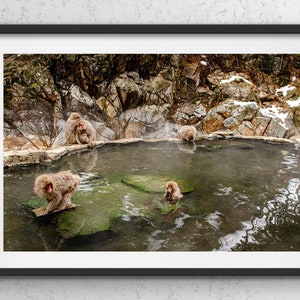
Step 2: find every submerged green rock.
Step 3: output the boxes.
[25,198,47,209]
[156,200,185,215]
[201,145,223,152]
[121,175,195,194]
[23,173,195,241]
[68,183,153,238]
[23,174,164,240]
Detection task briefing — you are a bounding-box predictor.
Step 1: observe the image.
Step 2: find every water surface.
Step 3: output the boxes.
[4,139,300,251]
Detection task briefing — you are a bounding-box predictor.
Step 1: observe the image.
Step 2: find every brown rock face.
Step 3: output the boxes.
[4,54,300,151]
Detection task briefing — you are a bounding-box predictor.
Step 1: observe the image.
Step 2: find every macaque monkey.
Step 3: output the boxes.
[65,112,81,145]
[163,181,183,204]
[34,171,81,216]
[75,118,97,146]
[177,125,197,142]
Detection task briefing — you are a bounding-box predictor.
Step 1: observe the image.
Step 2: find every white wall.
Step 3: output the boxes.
[1,1,300,299]
[1,0,300,24]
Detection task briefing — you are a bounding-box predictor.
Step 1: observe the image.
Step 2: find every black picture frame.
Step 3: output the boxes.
[0,24,300,34]
[2,24,300,276]
[1,268,300,276]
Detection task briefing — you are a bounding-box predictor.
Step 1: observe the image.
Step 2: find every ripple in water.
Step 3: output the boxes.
[121,193,144,221]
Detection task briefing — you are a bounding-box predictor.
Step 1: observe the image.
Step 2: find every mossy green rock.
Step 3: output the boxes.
[156,200,185,215]
[121,175,195,194]
[23,174,160,240]
[59,178,158,239]
[202,145,223,152]
[25,198,47,209]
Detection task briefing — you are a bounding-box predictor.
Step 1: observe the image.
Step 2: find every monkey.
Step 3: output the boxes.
[65,112,81,145]
[75,118,97,146]
[177,125,197,142]
[163,181,183,205]
[34,171,81,216]
[76,130,89,145]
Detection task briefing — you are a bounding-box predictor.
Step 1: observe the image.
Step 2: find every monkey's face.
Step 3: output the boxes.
[166,185,173,194]
[166,182,177,196]
[45,183,53,194]
[187,132,194,141]
[78,121,84,130]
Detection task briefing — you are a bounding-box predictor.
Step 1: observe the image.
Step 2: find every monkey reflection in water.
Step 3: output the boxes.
[34,171,81,216]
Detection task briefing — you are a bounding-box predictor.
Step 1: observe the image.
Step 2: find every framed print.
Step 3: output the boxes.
[2,24,300,276]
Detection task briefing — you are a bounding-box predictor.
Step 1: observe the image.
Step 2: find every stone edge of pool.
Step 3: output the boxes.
[3,133,298,169]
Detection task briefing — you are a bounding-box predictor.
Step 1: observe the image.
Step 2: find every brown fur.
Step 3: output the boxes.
[163,181,183,204]
[34,171,81,215]
[75,119,97,146]
[177,125,197,142]
[65,113,81,145]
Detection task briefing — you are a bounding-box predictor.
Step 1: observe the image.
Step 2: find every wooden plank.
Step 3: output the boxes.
[32,204,80,217]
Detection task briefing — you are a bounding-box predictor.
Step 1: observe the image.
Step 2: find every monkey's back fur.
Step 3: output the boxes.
[177,125,197,142]
[65,112,81,145]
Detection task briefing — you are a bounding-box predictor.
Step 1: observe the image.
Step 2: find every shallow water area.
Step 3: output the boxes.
[4,138,300,251]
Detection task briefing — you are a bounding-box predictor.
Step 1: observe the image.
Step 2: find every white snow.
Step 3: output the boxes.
[200,60,207,66]
[233,100,258,107]
[220,75,253,85]
[275,84,296,97]
[260,105,288,129]
[287,97,300,108]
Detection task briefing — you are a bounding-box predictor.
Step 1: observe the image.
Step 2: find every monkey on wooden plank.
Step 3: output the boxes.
[34,171,81,216]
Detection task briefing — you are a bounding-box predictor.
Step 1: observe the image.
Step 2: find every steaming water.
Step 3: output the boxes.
[4,139,300,251]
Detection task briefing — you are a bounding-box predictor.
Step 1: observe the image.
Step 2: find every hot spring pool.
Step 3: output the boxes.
[4,138,300,251]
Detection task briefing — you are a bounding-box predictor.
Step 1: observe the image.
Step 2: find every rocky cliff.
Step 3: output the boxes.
[4,54,300,152]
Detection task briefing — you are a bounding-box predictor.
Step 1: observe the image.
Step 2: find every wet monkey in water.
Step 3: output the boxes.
[34,171,81,215]
[163,181,183,204]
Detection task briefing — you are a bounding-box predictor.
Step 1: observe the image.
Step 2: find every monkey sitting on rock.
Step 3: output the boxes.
[65,112,81,145]
[65,112,97,147]
[177,125,197,142]
[34,171,81,216]
[163,181,183,205]
[75,118,97,146]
